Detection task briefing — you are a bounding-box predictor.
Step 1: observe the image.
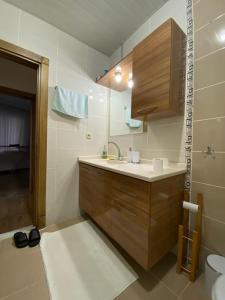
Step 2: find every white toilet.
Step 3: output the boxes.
[212,275,225,300]
[205,254,225,300]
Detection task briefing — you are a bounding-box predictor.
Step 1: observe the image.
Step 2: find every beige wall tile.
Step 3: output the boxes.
[193,0,199,5]
[193,117,225,151]
[141,149,185,162]
[193,82,225,120]
[195,14,225,60]
[192,152,225,187]
[193,0,225,263]
[194,49,225,90]
[193,0,225,31]
[202,216,225,255]
[147,122,185,151]
[199,246,215,271]
[192,181,225,223]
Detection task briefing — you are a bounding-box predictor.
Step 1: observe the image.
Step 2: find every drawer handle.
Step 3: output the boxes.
[114,201,137,217]
[136,105,158,115]
[113,186,137,198]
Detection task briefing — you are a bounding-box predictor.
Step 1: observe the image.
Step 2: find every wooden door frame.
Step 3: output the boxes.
[0,39,49,228]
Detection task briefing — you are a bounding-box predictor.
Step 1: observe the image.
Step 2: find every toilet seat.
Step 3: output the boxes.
[207,255,225,274]
[212,275,225,300]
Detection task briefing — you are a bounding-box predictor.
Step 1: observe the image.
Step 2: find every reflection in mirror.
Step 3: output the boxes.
[109,88,143,136]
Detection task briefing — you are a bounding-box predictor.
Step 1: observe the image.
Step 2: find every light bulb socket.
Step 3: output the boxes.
[115,66,122,82]
[128,78,134,88]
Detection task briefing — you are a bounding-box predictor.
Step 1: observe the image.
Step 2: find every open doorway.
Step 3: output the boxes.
[0,92,33,233]
[0,39,49,233]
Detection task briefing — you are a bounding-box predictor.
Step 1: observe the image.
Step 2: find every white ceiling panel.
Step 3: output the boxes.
[4,0,168,55]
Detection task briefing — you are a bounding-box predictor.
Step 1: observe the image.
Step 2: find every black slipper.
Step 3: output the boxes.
[14,232,29,248]
[29,228,41,247]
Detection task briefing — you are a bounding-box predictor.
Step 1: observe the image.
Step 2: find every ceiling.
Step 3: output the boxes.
[5,0,168,56]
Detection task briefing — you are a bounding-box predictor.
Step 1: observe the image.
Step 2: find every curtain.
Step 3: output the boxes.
[0,104,30,147]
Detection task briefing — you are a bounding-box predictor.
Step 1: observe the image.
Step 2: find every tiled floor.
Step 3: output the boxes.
[0,217,211,300]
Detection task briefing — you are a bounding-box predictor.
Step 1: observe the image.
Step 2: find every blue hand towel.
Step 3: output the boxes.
[125,107,142,128]
[52,86,88,119]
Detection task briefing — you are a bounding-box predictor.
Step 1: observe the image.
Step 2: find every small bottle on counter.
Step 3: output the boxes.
[132,151,140,163]
[102,145,108,159]
[127,147,133,163]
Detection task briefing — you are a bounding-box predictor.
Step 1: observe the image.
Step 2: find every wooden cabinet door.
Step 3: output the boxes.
[110,173,150,269]
[132,19,172,119]
[132,19,185,120]
[79,164,112,235]
[149,175,184,267]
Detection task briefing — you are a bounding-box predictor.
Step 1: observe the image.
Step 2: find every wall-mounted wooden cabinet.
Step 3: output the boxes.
[79,163,185,270]
[96,18,186,121]
[131,18,186,120]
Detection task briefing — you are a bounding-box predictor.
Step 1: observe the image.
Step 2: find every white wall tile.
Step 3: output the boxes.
[0,0,19,44]
[47,127,57,169]
[55,159,79,222]
[18,10,59,87]
[46,168,56,225]
[58,31,88,79]
[86,46,109,80]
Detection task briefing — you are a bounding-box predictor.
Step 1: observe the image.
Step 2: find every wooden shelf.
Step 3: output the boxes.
[96,52,132,92]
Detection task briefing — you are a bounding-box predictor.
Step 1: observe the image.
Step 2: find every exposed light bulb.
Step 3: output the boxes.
[115,66,122,82]
[128,73,134,88]
[128,78,134,88]
[115,73,122,82]
[216,30,225,42]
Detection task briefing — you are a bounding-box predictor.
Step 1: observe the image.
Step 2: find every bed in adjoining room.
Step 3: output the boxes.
[0,145,29,173]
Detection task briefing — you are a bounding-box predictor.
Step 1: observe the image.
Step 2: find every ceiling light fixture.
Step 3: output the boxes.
[216,30,225,42]
[128,73,134,88]
[115,66,122,82]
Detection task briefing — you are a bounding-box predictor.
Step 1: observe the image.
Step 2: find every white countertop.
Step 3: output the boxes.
[78,156,186,182]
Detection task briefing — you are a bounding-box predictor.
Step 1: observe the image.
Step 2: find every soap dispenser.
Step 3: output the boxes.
[127,147,132,163]
[102,145,107,159]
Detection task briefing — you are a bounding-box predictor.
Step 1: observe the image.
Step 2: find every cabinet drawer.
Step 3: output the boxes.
[79,163,108,177]
[112,173,150,213]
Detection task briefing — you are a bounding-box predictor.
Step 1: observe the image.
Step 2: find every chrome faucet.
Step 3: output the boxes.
[108,141,123,161]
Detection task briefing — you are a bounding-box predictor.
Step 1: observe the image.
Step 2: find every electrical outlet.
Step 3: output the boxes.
[86,132,92,140]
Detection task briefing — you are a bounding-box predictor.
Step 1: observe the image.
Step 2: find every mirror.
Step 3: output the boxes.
[109,88,143,136]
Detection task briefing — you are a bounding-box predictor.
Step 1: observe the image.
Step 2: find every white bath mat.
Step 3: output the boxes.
[40,220,138,300]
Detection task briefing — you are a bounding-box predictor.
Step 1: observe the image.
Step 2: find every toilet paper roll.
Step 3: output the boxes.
[160,157,169,169]
[183,201,199,212]
[132,151,140,163]
[153,158,163,172]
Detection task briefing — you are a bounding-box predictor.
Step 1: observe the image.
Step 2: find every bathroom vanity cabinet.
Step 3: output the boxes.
[79,162,185,270]
[131,18,186,120]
